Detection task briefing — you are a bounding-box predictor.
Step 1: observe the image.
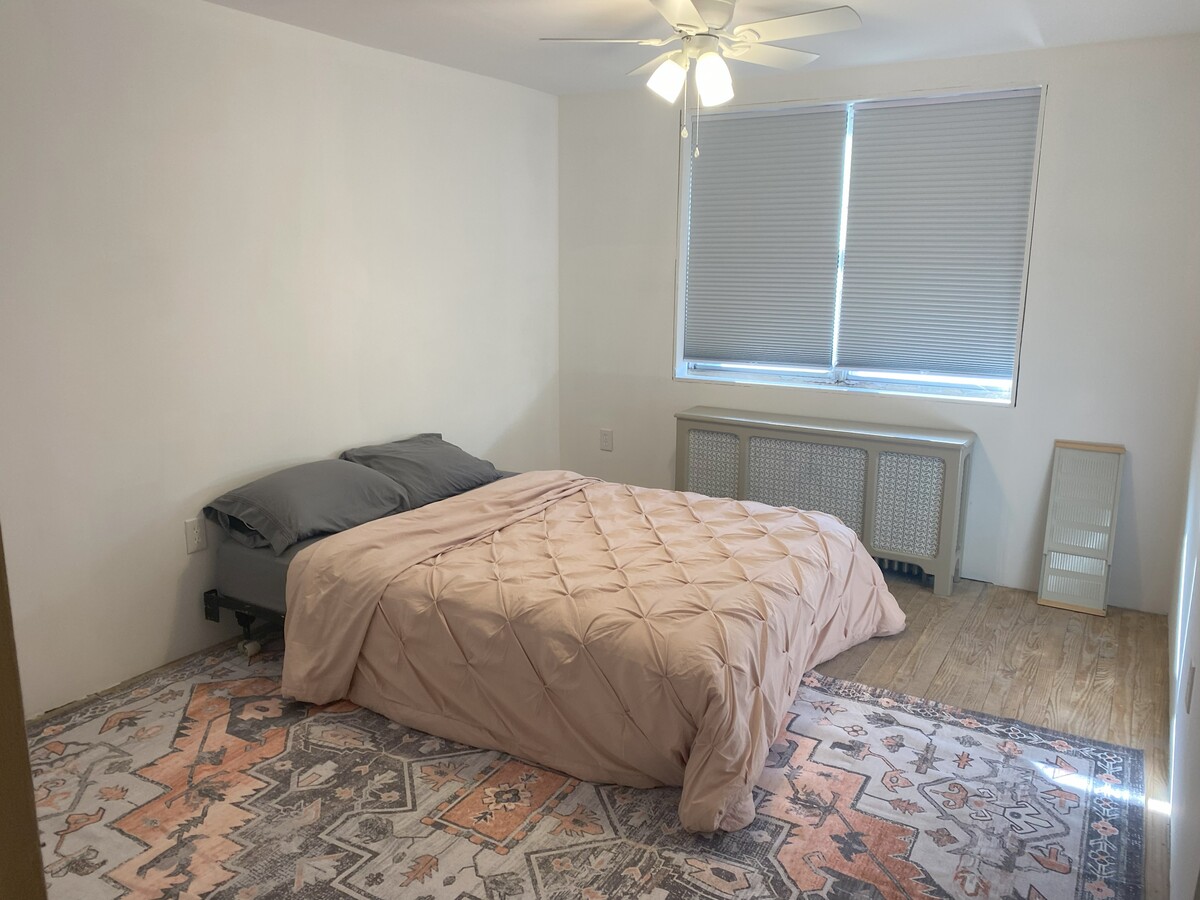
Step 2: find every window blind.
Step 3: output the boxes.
[836,92,1041,379]
[683,106,847,368]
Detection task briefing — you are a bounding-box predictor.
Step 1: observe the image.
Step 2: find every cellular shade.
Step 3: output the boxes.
[683,107,848,368]
[837,92,1041,379]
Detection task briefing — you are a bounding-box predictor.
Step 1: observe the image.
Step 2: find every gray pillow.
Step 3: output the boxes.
[340,433,501,510]
[204,459,406,555]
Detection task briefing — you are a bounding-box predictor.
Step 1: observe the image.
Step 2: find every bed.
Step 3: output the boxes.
[277,468,905,833]
[202,437,904,832]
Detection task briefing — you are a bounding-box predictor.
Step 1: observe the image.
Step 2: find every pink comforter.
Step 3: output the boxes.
[282,470,904,832]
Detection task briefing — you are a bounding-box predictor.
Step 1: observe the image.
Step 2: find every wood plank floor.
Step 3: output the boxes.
[816,573,1171,899]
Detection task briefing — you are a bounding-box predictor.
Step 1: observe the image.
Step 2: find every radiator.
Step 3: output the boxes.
[675,407,975,596]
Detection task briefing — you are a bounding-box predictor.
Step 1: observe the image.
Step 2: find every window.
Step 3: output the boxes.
[676,88,1043,404]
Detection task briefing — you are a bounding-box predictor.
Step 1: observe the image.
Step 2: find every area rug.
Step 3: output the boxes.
[28,642,1143,900]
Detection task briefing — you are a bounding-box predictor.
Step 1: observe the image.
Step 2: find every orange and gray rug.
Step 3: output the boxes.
[29,642,1143,899]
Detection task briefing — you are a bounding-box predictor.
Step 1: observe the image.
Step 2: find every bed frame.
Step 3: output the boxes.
[202,589,284,657]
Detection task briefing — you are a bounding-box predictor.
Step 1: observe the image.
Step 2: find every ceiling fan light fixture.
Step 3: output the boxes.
[646,54,688,102]
[695,51,733,106]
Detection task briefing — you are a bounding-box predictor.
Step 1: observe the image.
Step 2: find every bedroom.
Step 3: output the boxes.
[0,0,1198,897]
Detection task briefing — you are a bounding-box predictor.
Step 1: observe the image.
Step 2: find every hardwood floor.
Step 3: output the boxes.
[816,572,1171,899]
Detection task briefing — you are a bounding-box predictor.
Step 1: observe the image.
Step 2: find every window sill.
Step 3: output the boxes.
[675,367,1014,407]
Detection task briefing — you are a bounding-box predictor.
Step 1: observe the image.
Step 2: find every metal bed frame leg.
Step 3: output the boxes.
[234,611,256,639]
[203,589,281,661]
[233,612,263,659]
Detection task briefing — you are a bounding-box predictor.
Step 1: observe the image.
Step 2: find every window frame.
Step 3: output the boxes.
[672,84,1047,407]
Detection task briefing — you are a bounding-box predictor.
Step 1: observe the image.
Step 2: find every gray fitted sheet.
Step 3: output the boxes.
[215,535,328,615]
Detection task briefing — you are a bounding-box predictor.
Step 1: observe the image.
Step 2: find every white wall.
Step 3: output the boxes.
[559,34,1200,614]
[0,0,560,715]
[1172,382,1200,899]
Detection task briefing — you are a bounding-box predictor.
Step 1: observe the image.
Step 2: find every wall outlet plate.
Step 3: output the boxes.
[184,517,207,554]
[600,428,614,452]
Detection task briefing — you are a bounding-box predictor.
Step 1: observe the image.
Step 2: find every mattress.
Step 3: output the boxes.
[214,535,327,615]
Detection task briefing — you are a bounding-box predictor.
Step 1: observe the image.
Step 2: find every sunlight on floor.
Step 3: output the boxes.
[1146,797,1171,816]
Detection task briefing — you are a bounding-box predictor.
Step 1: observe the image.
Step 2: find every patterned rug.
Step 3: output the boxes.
[28,641,1143,900]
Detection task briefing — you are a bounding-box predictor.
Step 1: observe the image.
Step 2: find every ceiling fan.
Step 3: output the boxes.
[542,0,862,107]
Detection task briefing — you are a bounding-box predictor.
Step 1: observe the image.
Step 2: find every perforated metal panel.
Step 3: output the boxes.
[873,452,945,558]
[686,429,740,498]
[675,407,975,596]
[746,437,867,535]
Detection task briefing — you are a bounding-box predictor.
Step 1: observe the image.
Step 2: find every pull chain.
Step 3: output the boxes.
[694,93,701,158]
[680,66,689,139]
[676,59,699,158]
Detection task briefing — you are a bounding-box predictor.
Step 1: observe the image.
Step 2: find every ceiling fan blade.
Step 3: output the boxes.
[648,0,707,31]
[732,6,861,44]
[628,50,678,76]
[724,43,820,69]
[540,37,674,45]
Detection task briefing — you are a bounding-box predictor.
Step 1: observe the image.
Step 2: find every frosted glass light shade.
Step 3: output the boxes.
[695,52,733,106]
[647,56,687,103]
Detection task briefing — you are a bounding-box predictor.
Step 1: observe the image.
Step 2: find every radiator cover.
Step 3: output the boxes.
[676,407,975,596]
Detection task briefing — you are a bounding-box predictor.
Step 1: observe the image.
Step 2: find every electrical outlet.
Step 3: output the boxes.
[600,428,614,452]
[184,517,207,554]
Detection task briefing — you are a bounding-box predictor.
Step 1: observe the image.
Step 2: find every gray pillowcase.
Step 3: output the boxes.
[204,459,407,555]
[340,433,501,510]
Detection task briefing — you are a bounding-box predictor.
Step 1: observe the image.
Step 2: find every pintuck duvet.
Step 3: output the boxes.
[282,470,904,832]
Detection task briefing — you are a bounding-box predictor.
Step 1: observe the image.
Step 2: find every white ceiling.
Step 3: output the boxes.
[204,0,1200,95]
